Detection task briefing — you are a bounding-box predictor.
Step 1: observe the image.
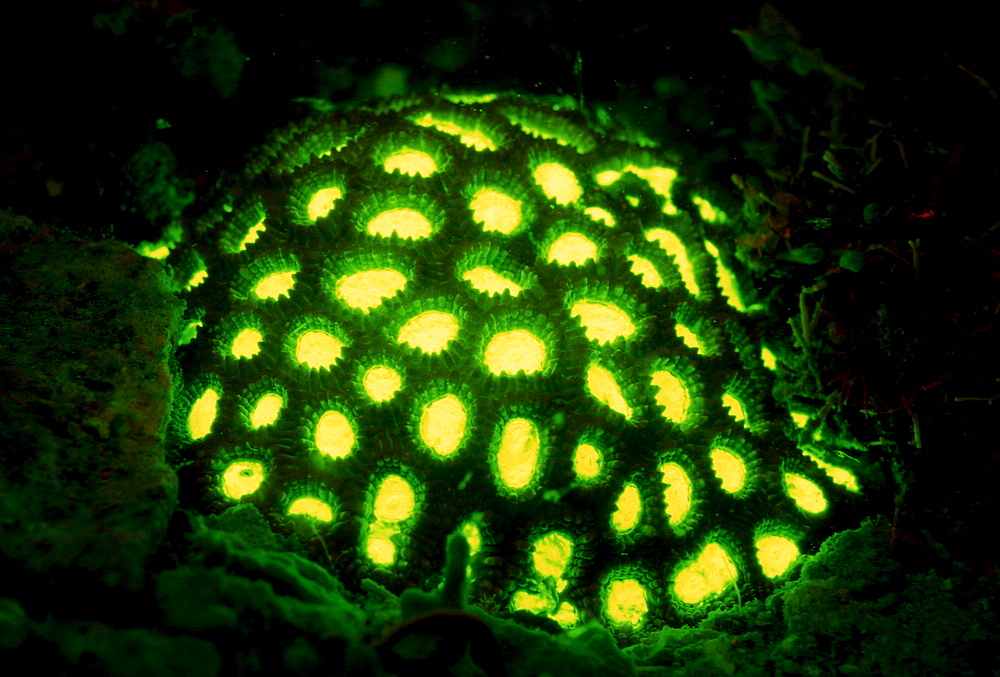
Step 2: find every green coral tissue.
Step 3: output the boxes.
[158,91,866,636]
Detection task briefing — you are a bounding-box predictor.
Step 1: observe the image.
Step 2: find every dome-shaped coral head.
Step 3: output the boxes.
[162,91,863,636]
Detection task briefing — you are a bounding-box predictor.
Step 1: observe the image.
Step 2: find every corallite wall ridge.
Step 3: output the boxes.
[155,91,864,635]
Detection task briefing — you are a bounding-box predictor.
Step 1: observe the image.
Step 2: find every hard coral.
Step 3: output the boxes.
[162,91,864,637]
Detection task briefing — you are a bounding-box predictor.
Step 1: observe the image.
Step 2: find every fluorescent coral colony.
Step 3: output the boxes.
[157,92,863,635]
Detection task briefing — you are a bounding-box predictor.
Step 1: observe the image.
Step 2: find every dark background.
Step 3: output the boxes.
[2,2,995,241]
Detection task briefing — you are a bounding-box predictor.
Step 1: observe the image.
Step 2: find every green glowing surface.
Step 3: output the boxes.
[167,92,859,634]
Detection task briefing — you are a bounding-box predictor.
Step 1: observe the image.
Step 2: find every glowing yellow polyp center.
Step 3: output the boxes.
[804,451,860,492]
[315,411,354,459]
[646,229,699,295]
[462,267,523,296]
[660,462,692,526]
[254,270,296,299]
[704,240,744,310]
[188,388,219,440]
[551,604,578,628]
[288,497,333,522]
[239,218,265,250]
[605,579,647,627]
[626,165,678,214]
[584,206,615,226]
[250,393,283,428]
[596,170,620,185]
[462,522,482,555]
[710,448,746,493]
[296,331,344,368]
[533,162,581,204]
[368,208,432,239]
[612,483,641,532]
[651,370,689,422]
[384,149,436,176]
[140,244,170,259]
[413,113,496,150]
[573,443,601,479]
[694,196,720,221]
[674,543,737,604]
[363,366,401,402]
[397,311,459,353]
[586,363,632,419]
[675,324,703,353]
[336,269,407,311]
[761,347,777,370]
[515,121,573,146]
[222,461,264,499]
[512,591,549,615]
[756,536,800,578]
[533,532,572,579]
[497,418,540,489]
[307,187,343,221]
[631,165,676,192]
[187,269,207,288]
[374,475,415,522]
[784,473,828,513]
[231,327,263,358]
[483,330,546,375]
[470,189,521,234]
[367,534,396,565]
[626,255,662,288]
[419,394,467,456]
[547,233,597,265]
[571,301,636,343]
[722,393,745,423]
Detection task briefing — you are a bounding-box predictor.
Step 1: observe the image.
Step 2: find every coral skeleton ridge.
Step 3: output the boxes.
[160,91,861,633]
